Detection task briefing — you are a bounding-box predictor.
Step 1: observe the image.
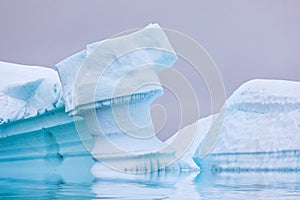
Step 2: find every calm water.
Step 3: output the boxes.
[1,171,300,199]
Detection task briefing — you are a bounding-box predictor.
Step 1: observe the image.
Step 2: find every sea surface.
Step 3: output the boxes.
[1,171,300,199]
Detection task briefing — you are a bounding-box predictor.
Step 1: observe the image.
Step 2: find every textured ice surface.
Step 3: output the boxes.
[0,61,64,125]
[56,23,177,114]
[194,79,300,171]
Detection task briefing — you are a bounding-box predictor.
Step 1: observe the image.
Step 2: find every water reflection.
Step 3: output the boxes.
[195,171,300,199]
[92,167,199,199]
[1,170,300,199]
[0,178,95,199]
[92,169,300,199]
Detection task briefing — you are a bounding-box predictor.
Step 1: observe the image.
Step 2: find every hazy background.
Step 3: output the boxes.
[0,0,299,140]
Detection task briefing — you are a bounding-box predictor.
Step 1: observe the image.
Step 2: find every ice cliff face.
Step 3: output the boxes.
[56,23,181,173]
[193,79,300,171]
[0,61,64,125]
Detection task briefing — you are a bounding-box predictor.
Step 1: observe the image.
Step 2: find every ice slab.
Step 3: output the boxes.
[193,79,300,171]
[0,61,64,125]
[56,23,177,115]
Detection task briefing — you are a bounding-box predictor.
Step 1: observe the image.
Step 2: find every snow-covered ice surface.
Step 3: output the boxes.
[193,79,300,172]
[0,61,64,125]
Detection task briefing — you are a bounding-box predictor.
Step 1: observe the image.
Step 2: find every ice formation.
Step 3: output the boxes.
[0,61,64,125]
[0,62,93,181]
[0,23,195,181]
[193,79,300,172]
[56,23,177,114]
[1,22,300,179]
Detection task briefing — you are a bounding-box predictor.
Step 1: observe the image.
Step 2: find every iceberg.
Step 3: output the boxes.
[193,79,300,172]
[2,21,300,179]
[55,23,183,173]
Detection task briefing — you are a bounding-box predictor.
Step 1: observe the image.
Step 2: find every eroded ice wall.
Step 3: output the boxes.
[0,61,94,182]
[56,23,181,173]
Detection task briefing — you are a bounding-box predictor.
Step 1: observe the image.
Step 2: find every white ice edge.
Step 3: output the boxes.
[55,23,177,114]
[0,61,64,125]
